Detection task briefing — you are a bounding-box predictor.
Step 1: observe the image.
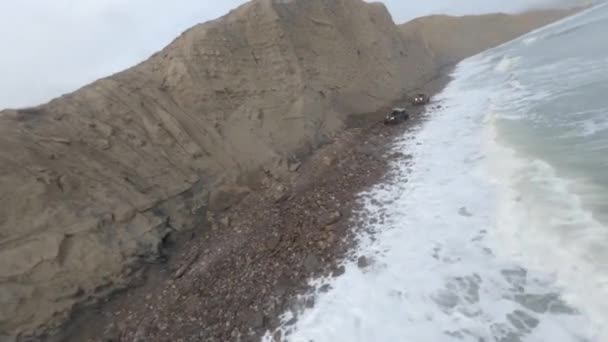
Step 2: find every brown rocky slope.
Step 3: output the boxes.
[0,0,573,338]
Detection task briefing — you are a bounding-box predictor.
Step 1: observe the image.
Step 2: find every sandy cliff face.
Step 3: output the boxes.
[0,0,424,337]
[0,0,572,338]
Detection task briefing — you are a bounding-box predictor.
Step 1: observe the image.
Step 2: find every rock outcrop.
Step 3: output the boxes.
[0,0,573,338]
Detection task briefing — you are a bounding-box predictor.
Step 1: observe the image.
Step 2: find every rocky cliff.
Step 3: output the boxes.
[0,0,572,338]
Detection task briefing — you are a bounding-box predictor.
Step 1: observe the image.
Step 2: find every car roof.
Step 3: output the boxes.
[392,107,406,111]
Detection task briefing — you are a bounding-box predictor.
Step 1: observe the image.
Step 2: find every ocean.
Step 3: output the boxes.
[264,3,608,342]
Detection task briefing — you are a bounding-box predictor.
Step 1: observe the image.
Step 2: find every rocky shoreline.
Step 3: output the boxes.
[45,73,450,342]
[0,0,574,337]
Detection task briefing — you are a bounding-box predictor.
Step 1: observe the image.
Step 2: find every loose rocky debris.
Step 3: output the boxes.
[51,74,449,342]
[0,1,575,337]
[54,115,415,342]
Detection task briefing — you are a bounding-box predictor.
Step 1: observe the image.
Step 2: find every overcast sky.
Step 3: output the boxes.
[0,0,584,110]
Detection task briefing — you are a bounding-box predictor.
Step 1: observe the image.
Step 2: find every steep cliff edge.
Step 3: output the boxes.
[0,0,573,338]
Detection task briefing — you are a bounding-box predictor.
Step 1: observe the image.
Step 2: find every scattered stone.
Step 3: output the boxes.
[102,323,122,342]
[433,290,459,309]
[271,184,289,203]
[132,321,149,342]
[285,317,298,327]
[490,323,521,342]
[305,296,315,309]
[173,252,200,279]
[241,310,265,329]
[219,215,231,227]
[320,211,342,226]
[507,310,540,331]
[513,293,577,315]
[445,330,466,339]
[387,151,405,159]
[323,231,336,244]
[501,267,527,290]
[319,284,332,293]
[357,256,370,268]
[322,156,335,167]
[356,145,378,158]
[332,265,346,277]
[274,276,293,298]
[265,234,281,251]
[303,254,322,273]
[454,275,480,304]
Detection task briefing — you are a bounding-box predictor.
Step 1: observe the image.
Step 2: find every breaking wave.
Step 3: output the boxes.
[264,3,608,341]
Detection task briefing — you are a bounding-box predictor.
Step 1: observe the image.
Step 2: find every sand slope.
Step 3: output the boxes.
[0,0,572,338]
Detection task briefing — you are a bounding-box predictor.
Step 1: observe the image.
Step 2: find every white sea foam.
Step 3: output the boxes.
[494,56,521,73]
[263,6,608,341]
[263,57,601,342]
[484,116,608,339]
[561,115,608,138]
[522,36,538,46]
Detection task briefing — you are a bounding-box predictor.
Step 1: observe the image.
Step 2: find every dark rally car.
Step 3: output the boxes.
[411,93,430,106]
[384,107,409,125]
